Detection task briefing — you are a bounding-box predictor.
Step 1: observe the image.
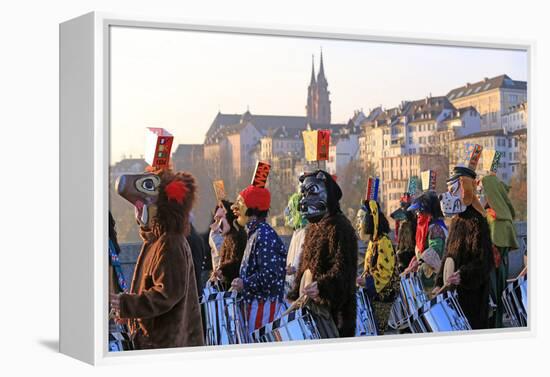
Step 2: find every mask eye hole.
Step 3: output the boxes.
[141,178,156,191]
[307,184,319,195]
[448,180,460,195]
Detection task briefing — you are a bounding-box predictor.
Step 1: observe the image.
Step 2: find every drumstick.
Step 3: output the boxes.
[442,257,455,286]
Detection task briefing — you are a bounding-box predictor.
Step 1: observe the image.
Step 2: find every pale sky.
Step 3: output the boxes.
[110,26,528,163]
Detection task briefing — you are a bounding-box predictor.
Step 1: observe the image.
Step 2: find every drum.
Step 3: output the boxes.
[356,288,378,336]
[251,307,321,343]
[108,322,134,352]
[201,290,249,345]
[410,290,471,333]
[387,272,428,330]
[502,276,527,327]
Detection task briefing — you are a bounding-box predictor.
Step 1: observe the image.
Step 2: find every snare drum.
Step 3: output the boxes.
[356,288,378,336]
[388,272,429,330]
[201,290,249,345]
[251,307,321,343]
[502,276,527,327]
[410,290,471,332]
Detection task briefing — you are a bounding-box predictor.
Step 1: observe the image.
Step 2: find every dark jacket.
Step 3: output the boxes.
[186,224,205,295]
[288,213,358,337]
[435,206,494,330]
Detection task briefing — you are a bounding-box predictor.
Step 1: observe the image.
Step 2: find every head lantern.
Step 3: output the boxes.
[298,170,342,223]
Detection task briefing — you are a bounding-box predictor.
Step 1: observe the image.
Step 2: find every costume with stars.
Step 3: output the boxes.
[238,193,287,333]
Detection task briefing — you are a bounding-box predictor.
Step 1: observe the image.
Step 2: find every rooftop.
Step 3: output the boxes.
[447,74,527,101]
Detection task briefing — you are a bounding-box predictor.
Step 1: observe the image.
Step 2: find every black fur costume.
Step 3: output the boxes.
[435,205,494,329]
[288,171,358,337]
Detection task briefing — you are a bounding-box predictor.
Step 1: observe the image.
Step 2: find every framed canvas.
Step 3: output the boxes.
[60,12,533,365]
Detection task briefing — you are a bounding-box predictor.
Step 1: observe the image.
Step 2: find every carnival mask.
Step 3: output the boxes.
[299,172,329,223]
[355,205,370,242]
[439,178,466,217]
[116,173,161,227]
[231,195,249,227]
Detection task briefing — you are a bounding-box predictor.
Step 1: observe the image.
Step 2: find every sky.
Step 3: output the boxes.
[110,26,528,163]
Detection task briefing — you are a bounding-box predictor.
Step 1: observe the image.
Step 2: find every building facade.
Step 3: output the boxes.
[447,74,527,131]
[380,153,449,215]
[502,102,528,132]
[450,129,519,184]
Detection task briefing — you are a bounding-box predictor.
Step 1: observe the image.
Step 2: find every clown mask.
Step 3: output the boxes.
[231,195,249,227]
[116,173,161,227]
[299,172,329,223]
[440,177,467,217]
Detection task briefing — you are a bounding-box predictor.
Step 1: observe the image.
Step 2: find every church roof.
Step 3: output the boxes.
[205,112,309,144]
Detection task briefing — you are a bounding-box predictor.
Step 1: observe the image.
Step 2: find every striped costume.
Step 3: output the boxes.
[240,219,287,334]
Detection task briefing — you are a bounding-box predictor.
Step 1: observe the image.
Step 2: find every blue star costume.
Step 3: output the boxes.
[240,218,287,332]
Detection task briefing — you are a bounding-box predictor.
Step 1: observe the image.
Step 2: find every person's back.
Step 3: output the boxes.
[186,224,206,295]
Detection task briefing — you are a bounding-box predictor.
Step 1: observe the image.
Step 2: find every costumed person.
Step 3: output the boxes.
[390,191,417,273]
[110,169,204,349]
[404,190,448,294]
[211,199,247,288]
[356,178,398,335]
[108,212,134,351]
[480,151,519,328]
[287,170,358,338]
[187,219,206,296]
[436,144,494,330]
[283,192,308,298]
[230,162,287,334]
[208,201,229,272]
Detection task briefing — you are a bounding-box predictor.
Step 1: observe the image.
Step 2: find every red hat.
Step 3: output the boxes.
[240,185,271,211]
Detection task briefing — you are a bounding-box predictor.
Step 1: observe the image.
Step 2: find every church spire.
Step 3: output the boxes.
[310,54,316,85]
[318,48,326,83]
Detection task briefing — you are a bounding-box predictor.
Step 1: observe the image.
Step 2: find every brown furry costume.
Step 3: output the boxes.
[435,205,494,329]
[287,212,358,337]
[118,170,204,349]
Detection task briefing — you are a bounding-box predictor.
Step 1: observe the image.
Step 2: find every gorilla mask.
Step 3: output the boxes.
[299,171,329,223]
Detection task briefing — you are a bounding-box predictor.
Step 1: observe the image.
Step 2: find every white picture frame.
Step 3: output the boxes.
[59,11,534,365]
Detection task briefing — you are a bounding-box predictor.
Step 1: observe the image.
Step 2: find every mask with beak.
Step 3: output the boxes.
[116,173,161,227]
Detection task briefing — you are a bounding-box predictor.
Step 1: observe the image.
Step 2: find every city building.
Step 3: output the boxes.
[172,144,204,172]
[446,74,527,130]
[203,54,343,189]
[259,126,304,163]
[110,157,148,184]
[326,130,360,176]
[511,127,527,179]
[502,102,528,132]
[360,97,481,179]
[450,129,519,183]
[380,153,449,215]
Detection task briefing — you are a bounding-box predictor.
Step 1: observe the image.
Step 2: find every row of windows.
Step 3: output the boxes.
[408,123,436,133]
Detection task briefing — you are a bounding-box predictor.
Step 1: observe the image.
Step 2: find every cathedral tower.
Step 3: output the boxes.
[306,51,331,124]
